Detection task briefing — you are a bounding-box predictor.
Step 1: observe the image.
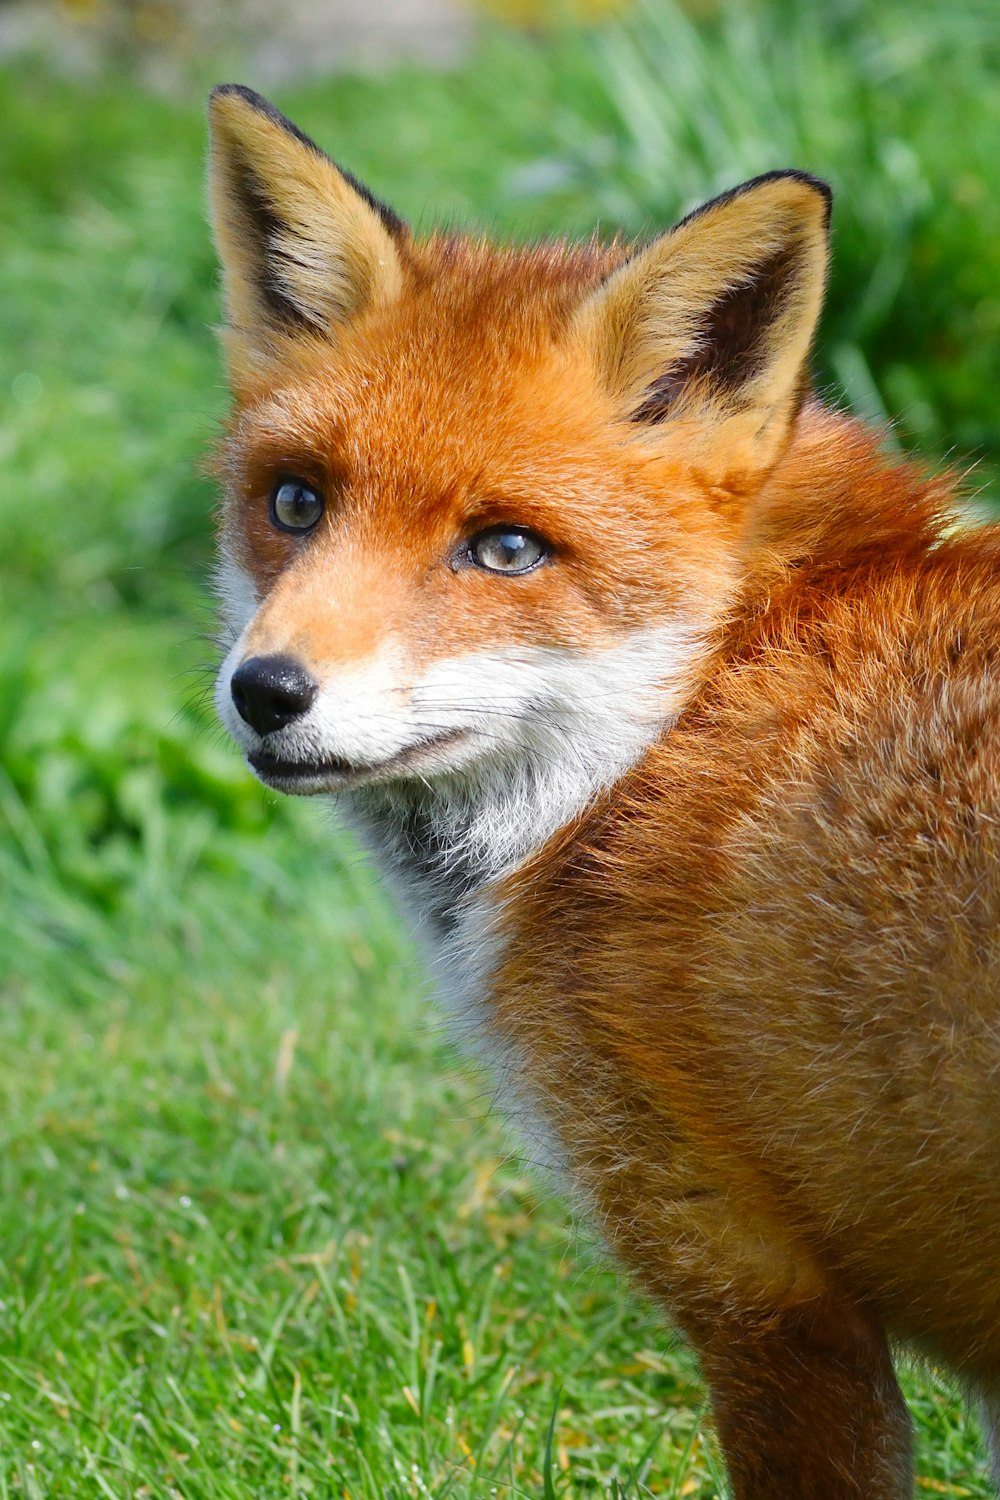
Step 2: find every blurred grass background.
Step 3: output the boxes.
[1,0,999,1493]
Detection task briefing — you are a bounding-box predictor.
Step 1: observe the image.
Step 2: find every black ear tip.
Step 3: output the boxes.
[209,83,277,117]
[740,169,833,222]
[787,170,834,225]
[801,172,833,203]
[207,84,331,167]
[675,169,834,239]
[209,83,305,139]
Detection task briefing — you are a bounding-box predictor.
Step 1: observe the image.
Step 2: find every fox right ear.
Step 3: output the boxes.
[572,171,831,482]
[208,84,407,386]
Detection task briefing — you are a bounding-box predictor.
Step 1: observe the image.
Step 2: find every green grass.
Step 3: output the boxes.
[0,5,998,1491]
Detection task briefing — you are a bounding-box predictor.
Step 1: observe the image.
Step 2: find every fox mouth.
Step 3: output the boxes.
[248,727,472,793]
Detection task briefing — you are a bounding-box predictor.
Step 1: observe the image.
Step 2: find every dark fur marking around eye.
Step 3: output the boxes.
[632,244,800,425]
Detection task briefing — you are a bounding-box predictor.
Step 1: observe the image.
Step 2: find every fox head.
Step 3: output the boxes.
[208,85,830,877]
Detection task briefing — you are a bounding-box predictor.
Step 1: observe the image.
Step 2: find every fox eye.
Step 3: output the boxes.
[270,478,324,533]
[469,526,548,576]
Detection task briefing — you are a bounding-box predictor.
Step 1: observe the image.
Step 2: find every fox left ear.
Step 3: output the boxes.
[573,171,831,478]
[208,84,407,386]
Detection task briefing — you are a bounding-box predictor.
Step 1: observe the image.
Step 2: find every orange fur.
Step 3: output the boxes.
[207,86,1000,1497]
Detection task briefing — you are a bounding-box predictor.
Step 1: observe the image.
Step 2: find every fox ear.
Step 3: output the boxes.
[208,84,406,383]
[574,171,831,477]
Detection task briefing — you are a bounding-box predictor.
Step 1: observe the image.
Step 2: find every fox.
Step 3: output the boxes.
[206,82,1000,1497]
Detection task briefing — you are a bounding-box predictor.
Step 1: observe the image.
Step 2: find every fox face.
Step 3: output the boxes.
[209,85,829,886]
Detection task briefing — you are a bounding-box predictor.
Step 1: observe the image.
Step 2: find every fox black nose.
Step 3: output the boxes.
[230,654,318,737]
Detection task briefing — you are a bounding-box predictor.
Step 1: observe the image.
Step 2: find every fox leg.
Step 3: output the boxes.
[684,1299,913,1499]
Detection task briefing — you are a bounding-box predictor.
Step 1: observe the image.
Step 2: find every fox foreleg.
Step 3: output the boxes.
[683,1298,913,1499]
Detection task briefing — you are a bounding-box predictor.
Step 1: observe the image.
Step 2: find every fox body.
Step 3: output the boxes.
[207,84,1000,1497]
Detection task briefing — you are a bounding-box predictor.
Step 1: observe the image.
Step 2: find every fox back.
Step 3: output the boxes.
[207,85,1000,1498]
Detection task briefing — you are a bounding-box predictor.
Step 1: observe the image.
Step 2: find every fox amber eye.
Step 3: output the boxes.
[270,478,324,533]
[469,527,547,575]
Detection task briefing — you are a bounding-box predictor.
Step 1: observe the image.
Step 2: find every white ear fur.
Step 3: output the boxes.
[208,85,406,382]
[573,171,831,473]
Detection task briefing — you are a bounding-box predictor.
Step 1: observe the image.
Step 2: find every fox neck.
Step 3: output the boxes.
[344,752,610,936]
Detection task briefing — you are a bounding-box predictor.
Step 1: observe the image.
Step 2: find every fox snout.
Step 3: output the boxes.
[229,654,317,737]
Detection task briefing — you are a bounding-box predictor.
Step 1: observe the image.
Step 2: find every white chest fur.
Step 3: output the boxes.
[343,801,571,1177]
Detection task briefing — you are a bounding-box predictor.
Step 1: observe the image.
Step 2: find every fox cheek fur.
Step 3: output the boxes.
[207,83,1000,1498]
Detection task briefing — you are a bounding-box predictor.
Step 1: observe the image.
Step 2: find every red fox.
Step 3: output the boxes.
[207,82,1000,1497]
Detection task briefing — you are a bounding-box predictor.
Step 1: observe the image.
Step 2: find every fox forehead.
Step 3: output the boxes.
[227,235,629,474]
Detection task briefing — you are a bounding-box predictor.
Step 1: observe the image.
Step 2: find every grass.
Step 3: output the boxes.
[1,4,998,1491]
